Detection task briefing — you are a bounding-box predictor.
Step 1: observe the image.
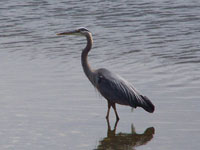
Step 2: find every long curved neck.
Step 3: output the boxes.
[81,32,95,85]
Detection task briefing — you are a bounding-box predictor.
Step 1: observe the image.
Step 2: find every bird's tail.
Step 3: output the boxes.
[139,95,155,113]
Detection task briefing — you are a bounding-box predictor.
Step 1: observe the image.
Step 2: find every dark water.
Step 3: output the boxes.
[0,0,200,149]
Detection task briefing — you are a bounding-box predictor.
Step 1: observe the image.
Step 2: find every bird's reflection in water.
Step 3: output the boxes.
[95,119,155,150]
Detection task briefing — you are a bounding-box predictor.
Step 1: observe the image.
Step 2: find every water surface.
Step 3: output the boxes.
[0,0,200,149]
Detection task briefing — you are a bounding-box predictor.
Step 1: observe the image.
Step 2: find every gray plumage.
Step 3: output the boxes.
[95,68,154,113]
[57,27,155,120]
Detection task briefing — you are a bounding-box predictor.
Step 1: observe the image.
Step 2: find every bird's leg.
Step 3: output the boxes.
[106,117,111,131]
[106,101,111,120]
[111,103,120,121]
[114,119,119,131]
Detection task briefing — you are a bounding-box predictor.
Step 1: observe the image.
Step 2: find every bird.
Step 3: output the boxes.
[57,27,155,120]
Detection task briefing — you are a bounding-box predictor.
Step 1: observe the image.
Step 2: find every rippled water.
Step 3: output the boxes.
[0,0,200,149]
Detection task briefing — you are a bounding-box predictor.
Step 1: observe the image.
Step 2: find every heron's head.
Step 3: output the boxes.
[57,27,90,36]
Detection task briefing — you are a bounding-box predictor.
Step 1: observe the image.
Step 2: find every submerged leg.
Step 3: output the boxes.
[106,101,111,120]
[111,103,120,121]
[106,118,119,137]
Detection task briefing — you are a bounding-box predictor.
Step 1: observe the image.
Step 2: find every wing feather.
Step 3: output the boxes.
[95,68,155,112]
[96,69,144,107]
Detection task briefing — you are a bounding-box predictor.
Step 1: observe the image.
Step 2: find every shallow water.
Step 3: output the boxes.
[0,0,200,149]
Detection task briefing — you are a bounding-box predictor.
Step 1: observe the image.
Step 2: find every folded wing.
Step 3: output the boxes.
[96,68,155,113]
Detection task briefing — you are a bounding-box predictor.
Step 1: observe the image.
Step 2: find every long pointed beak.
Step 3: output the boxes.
[56,30,78,36]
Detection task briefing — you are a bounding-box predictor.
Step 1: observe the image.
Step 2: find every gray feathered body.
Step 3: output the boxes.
[95,68,155,113]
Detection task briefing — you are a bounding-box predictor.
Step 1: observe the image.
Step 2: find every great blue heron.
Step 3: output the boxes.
[57,27,155,120]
